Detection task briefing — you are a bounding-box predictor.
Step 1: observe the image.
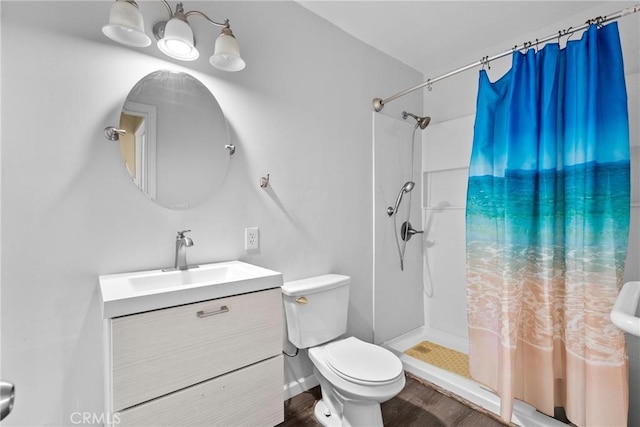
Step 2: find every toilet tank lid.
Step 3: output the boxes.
[282,274,350,297]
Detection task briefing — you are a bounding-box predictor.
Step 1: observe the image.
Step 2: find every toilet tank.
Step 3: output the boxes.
[281,274,350,349]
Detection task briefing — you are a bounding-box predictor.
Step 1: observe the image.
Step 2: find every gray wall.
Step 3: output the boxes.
[0,1,421,425]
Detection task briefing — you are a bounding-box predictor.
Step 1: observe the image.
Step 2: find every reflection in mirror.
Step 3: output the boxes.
[118,70,230,209]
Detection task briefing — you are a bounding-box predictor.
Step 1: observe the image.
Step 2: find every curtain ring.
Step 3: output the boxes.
[482,56,491,70]
[585,17,603,26]
[565,27,576,42]
[558,27,573,46]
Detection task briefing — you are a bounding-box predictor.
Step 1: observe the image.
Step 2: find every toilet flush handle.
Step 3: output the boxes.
[296,296,308,305]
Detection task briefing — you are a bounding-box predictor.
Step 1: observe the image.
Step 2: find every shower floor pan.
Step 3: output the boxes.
[384,326,567,427]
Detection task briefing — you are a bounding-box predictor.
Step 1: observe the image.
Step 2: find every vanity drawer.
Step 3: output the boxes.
[111,288,282,411]
[117,355,284,427]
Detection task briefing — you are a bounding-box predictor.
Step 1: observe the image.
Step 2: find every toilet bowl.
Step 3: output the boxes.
[308,337,405,427]
[281,275,406,427]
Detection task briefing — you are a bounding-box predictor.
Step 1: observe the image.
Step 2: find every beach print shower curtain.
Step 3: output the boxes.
[466,23,630,426]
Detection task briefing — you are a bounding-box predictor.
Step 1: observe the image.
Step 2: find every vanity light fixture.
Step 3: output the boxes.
[103,0,246,72]
[102,0,152,47]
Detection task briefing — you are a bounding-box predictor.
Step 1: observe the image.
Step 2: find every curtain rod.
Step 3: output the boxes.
[372,3,640,112]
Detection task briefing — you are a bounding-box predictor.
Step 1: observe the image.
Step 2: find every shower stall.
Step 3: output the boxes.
[373,113,568,426]
[374,110,640,426]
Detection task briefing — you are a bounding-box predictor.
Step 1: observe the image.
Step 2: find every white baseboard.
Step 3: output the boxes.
[283,374,319,400]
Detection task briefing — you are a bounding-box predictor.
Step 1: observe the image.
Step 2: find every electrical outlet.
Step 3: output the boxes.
[245,227,259,250]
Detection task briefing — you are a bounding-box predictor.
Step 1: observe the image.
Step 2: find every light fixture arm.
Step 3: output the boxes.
[185,11,230,29]
[159,0,174,19]
[160,0,231,28]
[123,0,140,9]
[153,1,234,44]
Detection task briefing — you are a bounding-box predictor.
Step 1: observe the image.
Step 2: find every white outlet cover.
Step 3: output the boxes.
[245,227,259,250]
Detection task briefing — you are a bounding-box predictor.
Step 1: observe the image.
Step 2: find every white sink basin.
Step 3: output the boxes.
[610,281,640,337]
[99,261,283,318]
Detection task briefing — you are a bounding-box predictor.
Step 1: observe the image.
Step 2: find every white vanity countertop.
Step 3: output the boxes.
[99,260,283,318]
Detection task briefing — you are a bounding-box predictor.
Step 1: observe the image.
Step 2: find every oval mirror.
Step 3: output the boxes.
[118,70,231,209]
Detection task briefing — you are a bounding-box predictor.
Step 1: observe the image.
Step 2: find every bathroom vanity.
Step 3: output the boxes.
[99,261,284,427]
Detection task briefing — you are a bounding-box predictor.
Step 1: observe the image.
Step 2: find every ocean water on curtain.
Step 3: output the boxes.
[467,161,630,285]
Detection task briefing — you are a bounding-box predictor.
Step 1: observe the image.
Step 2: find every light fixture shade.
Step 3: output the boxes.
[157,18,199,61]
[210,33,246,72]
[102,0,151,48]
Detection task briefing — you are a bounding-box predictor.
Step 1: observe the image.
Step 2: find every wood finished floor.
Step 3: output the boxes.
[278,374,510,427]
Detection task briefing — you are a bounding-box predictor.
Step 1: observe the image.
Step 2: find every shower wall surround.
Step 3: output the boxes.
[373,114,424,343]
[0,1,421,425]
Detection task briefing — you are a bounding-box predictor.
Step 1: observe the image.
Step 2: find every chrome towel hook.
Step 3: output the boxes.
[260,174,270,188]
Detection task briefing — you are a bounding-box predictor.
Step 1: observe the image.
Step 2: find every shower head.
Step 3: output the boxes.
[387,181,415,216]
[401,181,415,193]
[402,111,431,130]
[416,116,431,129]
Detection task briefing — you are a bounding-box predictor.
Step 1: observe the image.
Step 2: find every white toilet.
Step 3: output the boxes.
[282,274,405,427]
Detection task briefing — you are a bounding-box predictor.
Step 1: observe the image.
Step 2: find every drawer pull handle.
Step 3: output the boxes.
[196,306,229,318]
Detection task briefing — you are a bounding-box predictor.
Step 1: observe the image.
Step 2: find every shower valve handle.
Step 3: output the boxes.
[401,221,423,242]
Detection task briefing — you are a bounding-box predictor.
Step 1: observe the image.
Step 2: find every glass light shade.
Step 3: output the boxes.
[102,0,151,48]
[157,18,199,61]
[210,33,246,72]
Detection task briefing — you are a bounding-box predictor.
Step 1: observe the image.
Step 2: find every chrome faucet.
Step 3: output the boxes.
[171,230,196,271]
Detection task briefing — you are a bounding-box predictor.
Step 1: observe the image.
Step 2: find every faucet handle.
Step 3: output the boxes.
[177,230,192,238]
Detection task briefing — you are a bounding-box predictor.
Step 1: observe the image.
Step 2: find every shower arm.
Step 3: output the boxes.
[402,111,431,130]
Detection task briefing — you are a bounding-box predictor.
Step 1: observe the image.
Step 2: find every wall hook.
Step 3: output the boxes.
[104,126,126,141]
[260,174,270,188]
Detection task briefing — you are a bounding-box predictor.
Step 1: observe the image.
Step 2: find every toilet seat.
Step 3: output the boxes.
[324,337,403,386]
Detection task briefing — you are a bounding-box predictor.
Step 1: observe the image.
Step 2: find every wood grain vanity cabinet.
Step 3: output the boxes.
[103,288,284,427]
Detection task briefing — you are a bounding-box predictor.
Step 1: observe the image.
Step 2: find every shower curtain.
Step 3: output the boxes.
[466,23,630,427]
